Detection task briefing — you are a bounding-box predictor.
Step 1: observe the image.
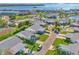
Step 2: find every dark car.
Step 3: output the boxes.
[37,45,42,51]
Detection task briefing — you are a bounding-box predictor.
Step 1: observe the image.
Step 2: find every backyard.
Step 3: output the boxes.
[38,34,48,42]
[0,21,31,41]
[27,43,40,51]
[53,38,70,46]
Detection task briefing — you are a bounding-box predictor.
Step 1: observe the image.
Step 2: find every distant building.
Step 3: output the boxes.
[71,27,79,32]
[44,13,58,19]
[0,36,25,55]
[44,19,54,24]
[70,22,79,27]
[58,44,79,55]
[29,18,45,25]
[2,15,10,22]
[70,22,79,32]
[58,18,69,25]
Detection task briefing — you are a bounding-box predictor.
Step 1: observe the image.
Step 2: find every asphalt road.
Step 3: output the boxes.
[34,31,56,55]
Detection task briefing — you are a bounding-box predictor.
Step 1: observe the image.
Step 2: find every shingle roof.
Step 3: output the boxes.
[16,30,34,39]
[0,36,22,49]
[65,33,79,41]
[44,19,54,23]
[0,36,24,54]
[29,19,45,25]
[59,18,68,23]
[71,27,79,32]
[9,43,25,54]
[26,24,44,32]
[59,44,79,55]
[71,22,79,27]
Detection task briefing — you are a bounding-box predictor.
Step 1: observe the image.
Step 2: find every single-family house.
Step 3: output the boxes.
[44,13,58,19]
[65,33,79,43]
[0,36,25,55]
[25,24,45,34]
[70,22,79,27]
[16,30,34,40]
[70,22,79,32]
[71,27,79,32]
[14,20,28,26]
[58,18,69,25]
[43,19,54,24]
[29,18,45,25]
[58,44,79,55]
[16,30,37,43]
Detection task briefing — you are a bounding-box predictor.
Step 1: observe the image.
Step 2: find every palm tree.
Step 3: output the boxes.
[0,19,7,27]
[36,12,45,20]
[54,18,60,27]
[31,35,37,43]
[59,9,66,18]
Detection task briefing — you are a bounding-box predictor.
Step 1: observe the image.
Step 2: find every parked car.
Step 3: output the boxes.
[37,45,42,51]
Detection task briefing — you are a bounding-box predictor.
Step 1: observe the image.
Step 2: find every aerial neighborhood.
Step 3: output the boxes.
[0,4,79,55]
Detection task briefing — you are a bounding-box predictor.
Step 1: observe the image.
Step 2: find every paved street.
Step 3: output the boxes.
[34,25,56,55]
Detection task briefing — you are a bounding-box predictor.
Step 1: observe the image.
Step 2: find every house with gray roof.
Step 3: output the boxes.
[71,27,79,32]
[70,22,79,32]
[25,24,45,33]
[0,36,25,55]
[44,19,54,24]
[58,18,69,25]
[44,13,58,19]
[29,18,45,25]
[16,30,34,40]
[58,44,79,55]
[65,33,79,43]
[70,22,79,27]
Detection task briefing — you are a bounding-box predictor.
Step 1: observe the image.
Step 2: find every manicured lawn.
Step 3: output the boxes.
[46,49,68,55]
[61,32,71,34]
[53,38,69,46]
[46,50,55,55]
[38,34,48,42]
[46,49,61,55]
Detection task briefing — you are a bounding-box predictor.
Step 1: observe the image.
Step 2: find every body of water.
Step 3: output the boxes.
[0,4,79,10]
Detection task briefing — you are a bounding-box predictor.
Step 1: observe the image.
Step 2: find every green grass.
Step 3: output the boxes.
[46,50,55,55]
[27,43,39,51]
[15,15,31,20]
[38,34,48,42]
[47,38,72,55]
[53,38,69,46]
[46,49,68,55]
[46,49,61,55]
[0,22,31,41]
[61,32,71,34]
